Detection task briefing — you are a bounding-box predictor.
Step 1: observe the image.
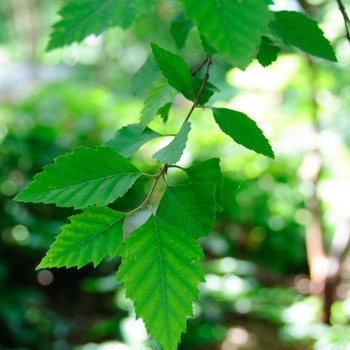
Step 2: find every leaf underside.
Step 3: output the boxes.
[185,158,224,212]
[152,122,191,164]
[117,215,205,350]
[140,84,178,130]
[103,124,161,158]
[47,0,157,51]
[15,146,142,209]
[181,0,273,70]
[37,206,125,269]
[211,108,275,158]
[157,183,216,239]
[269,11,337,62]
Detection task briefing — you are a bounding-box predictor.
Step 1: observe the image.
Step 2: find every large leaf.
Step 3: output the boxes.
[151,43,194,100]
[256,36,281,67]
[157,183,216,239]
[47,0,157,51]
[181,0,272,70]
[117,215,204,350]
[269,11,337,62]
[15,146,142,209]
[152,122,191,164]
[185,158,224,212]
[103,124,161,158]
[37,207,125,269]
[211,108,274,158]
[129,55,162,95]
[140,84,178,130]
[170,10,194,49]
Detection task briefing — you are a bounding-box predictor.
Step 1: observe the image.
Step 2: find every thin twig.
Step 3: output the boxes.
[184,55,212,124]
[191,57,208,76]
[336,0,350,42]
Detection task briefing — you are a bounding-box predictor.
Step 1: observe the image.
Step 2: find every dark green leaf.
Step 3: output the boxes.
[47,0,156,51]
[103,124,160,158]
[117,215,204,350]
[151,43,194,99]
[211,108,274,158]
[256,36,281,67]
[152,122,191,164]
[269,11,337,62]
[37,207,125,269]
[185,158,224,212]
[170,10,194,49]
[140,84,177,130]
[181,0,272,70]
[191,78,220,105]
[15,146,142,209]
[157,183,216,239]
[158,102,172,123]
[129,55,162,95]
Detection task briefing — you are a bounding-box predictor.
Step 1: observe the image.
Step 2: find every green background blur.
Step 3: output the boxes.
[1,0,350,349]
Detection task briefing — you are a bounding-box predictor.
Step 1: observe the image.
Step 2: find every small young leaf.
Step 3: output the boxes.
[185,158,224,212]
[117,215,205,350]
[103,124,161,158]
[211,108,274,158]
[269,11,337,62]
[158,102,172,123]
[157,183,216,239]
[129,55,162,95]
[170,10,194,49]
[140,84,178,130]
[151,43,194,100]
[15,146,142,209]
[152,122,191,164]
[191,78,220,105]
[181,0,272,70]
[47,0,156,51]
[37,207,125,270]
[256,36,281,67]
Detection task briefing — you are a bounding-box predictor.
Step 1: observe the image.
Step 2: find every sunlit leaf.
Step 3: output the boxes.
[103,124,160,158]
[140,84,177,130]
[185,158,224,212]
[15,146,142,209]
[157,183,216,239]
[181,0,272,69]
[151,43,194,99]
[37,207,125,269]
[269,11,337,62]
[211,108,274,158]
[256,36,281,67]
[117,215,204,350]
[152,122,191,164]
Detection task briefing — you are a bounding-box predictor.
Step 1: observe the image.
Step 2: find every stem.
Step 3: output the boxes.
[336,0,350,41]
[184,55,212,124]
[127,165,168,216]
[191,57,208,76]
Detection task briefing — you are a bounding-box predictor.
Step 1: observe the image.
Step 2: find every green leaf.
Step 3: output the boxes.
[181,0,272,70]
[269,11,337,62]
[15,146,142,209]
[129,55,162,95]
[256,36,281,67]
[158,102,172,123]
[200,34,217,55]
[191,78,220,105]
[157,183,216,239]
[37,207,125,270]
[140,84,178,130]
[103,124,160,158]
[170,10,194,49]
[151,43,194,99]
[47,0,156,51]
[185,158,224,212]
[152,122,191,164]
[117,215,204,350]
[211,108,274,159]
